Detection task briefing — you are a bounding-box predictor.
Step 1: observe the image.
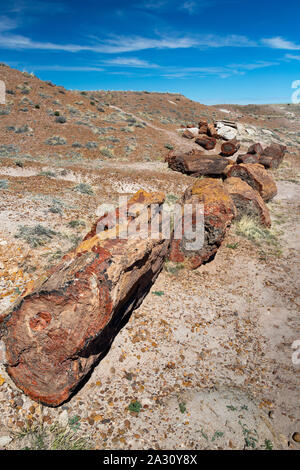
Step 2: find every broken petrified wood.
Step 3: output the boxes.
[220,138,240,157]
[226,163,277,201]
[166,150,230,177]
[195,134,216,150]
[182,129,195,139]
[2,190,170,406]
[198,124,208,135]
[169,178,236,269]
[207,123,219,138]
[236,153,260,164]
[260,143,287,169]
[248,143,263,155]
[224,177,271,227]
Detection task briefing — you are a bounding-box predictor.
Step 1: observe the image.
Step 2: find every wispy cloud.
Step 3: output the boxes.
[103,57,159,68]
[28,65,105,72]
[262,37,300,50]
[285,54,300,61]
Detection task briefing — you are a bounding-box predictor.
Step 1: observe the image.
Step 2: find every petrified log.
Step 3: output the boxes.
[226,163,277,201]
[182,129,195,139]
[207,123,219,138]
[198,119,208,128]
[167,150,230,177]
[248,143,263,155]
[236,153,260,164]
[220,138,240,157]
[198,124,208,135]
[224,177,271,227]
[169,178,236,269]
[260,143,286,169]
[2,190,170,406]
[195,134,216,150]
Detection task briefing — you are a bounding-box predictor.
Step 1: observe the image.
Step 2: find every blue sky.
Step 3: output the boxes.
[0,0,299,104]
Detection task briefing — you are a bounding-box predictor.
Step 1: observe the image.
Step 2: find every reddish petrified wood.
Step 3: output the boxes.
[224,177,271,227]
[166,150,230,177]
[207,123,219,138]
[226,163,277,201]
[195,134,216,150]
[236,153,260,165]
[220,138,240,157]
[260,143,286,169]
[248,143,263,155]
[198,124,208,135]
[2,190,169,406]
[182,129,195,139]
[169,178,236,269]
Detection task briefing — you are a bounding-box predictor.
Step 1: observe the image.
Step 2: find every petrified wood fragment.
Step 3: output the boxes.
[226,163,277,201]
[2,190,169,406]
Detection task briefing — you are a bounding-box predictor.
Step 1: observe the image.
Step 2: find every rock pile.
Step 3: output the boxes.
[237,142,286,169]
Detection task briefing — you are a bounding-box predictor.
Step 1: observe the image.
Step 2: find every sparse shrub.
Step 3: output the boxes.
[73,183,94,195]
[72,142,82,148]
[15,224,58,247]
[85,141,98,149]
[164,143,174,150]
[55,116,67,124]
[0,108,10,115]
[35,104,40,109]
[39,171,56,178]
[68,220,86,229]
[0,180,8,189]
[45,136,67,146]
[100,147,114,158]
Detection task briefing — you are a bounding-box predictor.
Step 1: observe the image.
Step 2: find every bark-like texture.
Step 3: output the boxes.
[224,177,271,227]
[195,134,217,150]
[169,178,236,269]
[166,150,230,177]
[226,163,277,201]
[2,190,170,406]
[260,144,287,169]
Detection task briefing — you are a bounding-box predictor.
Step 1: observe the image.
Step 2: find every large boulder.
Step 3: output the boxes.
[226,163,277,201]
[166,150,230,177]
[169,178,236,269]
[2,190,170,406]
[215,122,237,141]
[224,177,271,227]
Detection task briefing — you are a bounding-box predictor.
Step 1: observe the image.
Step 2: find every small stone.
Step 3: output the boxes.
[292,432,300,443]
[0,436,12,447]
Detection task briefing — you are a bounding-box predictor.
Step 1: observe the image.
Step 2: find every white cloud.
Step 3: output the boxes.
[103,57,159,68]
[285,54,300,61]
[262,37,300,50]
[29,65,105,72]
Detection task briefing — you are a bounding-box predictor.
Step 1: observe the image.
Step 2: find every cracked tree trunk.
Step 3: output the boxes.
[2,190,170,406]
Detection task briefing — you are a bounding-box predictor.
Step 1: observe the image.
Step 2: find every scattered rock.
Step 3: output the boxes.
[215,122,238,141]
[224,177,271,227]
[182,129,195,140]
[0,436,12,447]
[292,432,300,443]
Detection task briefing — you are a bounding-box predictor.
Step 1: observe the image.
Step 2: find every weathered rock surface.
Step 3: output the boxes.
[260,143,287,169]
[2,190,170,406]
[166,150,230,177]
[224,177,271,227]
[226,163,277,201]
[248,143,263,155]
[169,178,236,269]
[215,122,238,141]
[236,153,260,165]
[195,134,216,150]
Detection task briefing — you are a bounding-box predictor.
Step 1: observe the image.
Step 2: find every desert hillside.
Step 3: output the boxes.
[0,63,299,450]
